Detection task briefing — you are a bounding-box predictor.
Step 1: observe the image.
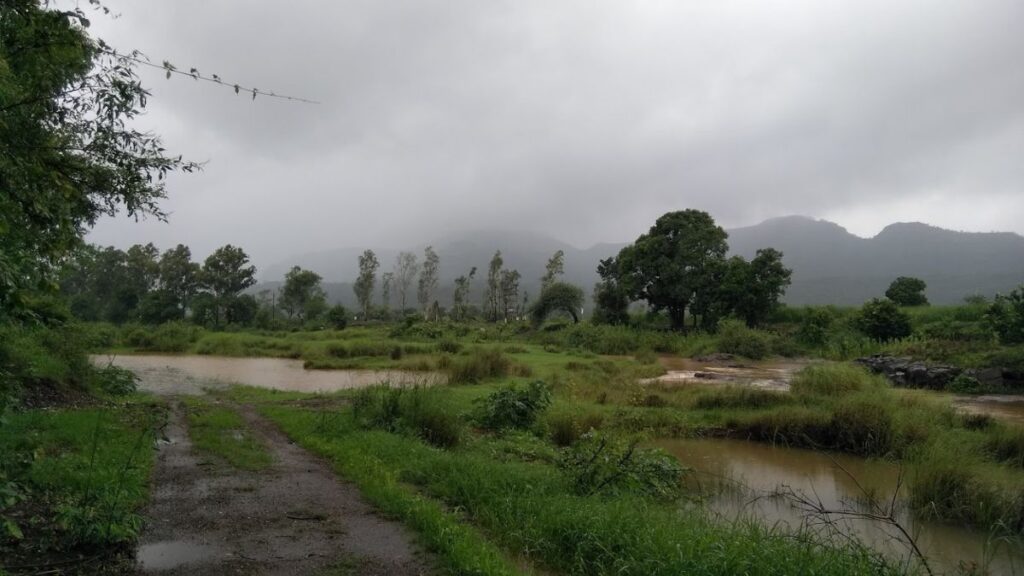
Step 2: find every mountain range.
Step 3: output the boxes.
[257,216,1024,308]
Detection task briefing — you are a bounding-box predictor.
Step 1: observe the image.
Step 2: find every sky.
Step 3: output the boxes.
[84,0,1024,270]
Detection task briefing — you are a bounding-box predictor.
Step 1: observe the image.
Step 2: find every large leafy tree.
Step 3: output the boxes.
[0,2,196,321]
[615,210,728,331]
[279,266,326,321]
[159,244,200,319]
[199,245,256,326]
[885,276,928,307]
[592,257,630,326]
[717,248,792,328]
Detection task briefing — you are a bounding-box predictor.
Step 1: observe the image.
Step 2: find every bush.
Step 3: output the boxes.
[790,363,885,397]
[987,287,1024,344]
[543,409,605,447]
[855,298,912,342]
[326,305,349,330]
[474,381,552,431]
[89,365,138,396]
[947,373,983,394]
[448,348,512,384]
[559,431,685,500]
[796,308,835,346]
[716,319,771,359]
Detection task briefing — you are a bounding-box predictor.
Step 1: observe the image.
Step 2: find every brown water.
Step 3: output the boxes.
[655,438,1024,575]
[92,354,445,395]
[954,395,1024,426]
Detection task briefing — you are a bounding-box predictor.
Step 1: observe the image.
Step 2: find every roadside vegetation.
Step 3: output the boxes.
[183,398,272,470]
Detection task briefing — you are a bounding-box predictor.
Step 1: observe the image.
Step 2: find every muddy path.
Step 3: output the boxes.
[136,400,434,575]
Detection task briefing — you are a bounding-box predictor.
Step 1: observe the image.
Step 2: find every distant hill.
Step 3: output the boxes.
[257,217,1024,307]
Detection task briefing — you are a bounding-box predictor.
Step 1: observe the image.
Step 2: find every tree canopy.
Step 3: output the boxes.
[886,276,929,307]
[1,1,196,321]
[530,282,584,325]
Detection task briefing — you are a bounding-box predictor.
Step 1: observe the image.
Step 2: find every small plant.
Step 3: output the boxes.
[90,365,139,396]
[559,431,685,500]
[474,381,552,431]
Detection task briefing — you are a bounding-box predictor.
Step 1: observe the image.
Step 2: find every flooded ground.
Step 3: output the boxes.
[91,354,445,395]
[655,437,1024,575]
[650,355,1024,427]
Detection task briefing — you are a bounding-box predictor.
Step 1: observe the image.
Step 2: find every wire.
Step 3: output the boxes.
[101,48,321,105]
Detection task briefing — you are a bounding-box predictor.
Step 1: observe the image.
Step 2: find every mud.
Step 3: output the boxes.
[135,400,433,575]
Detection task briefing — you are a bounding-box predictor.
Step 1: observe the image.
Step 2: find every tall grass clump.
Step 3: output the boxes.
[790,363,888,397]
[447,348,513,384]
[473,380,552,431]
[352,385,463,448]
[715,320,772,360]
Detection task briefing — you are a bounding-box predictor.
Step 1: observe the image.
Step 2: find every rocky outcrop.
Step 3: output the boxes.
[854,355,1007,390]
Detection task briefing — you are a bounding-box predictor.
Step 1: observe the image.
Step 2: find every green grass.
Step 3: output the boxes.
[0,401,160,566]
[183,399,273,470]
[261,403,898,576]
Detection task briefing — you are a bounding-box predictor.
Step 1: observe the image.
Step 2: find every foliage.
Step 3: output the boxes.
[474,380,552,431]
[451,267,477,321]
[541,250,565,290]
[614,210,729,331]
[789,363,887,397]
[279,266,326,321]
[416,246,440,317]
[715,319,772,359]
[0,2,198,320]
[325,304,349,330]
[447,348,514,384]
[559,431,684,500]
[716,249,793,328]
[89,364,138,396]
[986,286,1024,344]
[352,385,463,448]
[591,257,630,326]
[530,282,584,326]
[885,276,929,306]
[855,298,912,342]
[198,245,256,327]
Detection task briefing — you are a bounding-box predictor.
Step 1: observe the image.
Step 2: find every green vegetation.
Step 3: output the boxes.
[183,399,272,470]
[261,398,898,576]
[0,402,159,568]
[886,277,929,307]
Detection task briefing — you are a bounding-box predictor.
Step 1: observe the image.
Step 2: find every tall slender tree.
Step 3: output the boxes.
[394,252,419,312]
[380,272,394,311]
[484,251,503,322]
[417,246,440,317]
[452,267,477,321]
[541,249,565,290]
[353,250,379,319]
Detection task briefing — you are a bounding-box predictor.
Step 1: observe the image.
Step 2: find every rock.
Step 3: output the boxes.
[855,354,962,390]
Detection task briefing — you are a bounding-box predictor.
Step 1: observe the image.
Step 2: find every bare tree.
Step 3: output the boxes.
[353,250,379,319]
[394,252,419,312]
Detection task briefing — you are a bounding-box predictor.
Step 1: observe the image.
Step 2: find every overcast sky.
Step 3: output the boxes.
[84,0,1024,269]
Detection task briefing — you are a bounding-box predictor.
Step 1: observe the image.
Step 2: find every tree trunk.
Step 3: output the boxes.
[669,305,687,332]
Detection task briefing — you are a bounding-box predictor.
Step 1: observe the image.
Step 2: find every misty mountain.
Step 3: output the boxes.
[257,217,1024,308]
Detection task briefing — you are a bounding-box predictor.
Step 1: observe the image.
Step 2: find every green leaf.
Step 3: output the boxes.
[3,518,24,540]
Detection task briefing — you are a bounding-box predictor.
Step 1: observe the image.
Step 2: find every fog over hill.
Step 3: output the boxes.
[258,216,1024,308]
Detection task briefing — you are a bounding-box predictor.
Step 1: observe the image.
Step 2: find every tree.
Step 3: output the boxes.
[452,267,476,321]
[541,250,565,290]
[125,243,161,295]
[353,250,379,319]
[885,277,929,307]
[530,282,584,325]
[484,251,503,321]
[499,269,521,322]
[1,2,196,321]
[592,257,630,325]
[417,246,440,317]
[159,244,200,319]
[279,266,326,321]
[380,272,394,311]
[326,304,349,330]
[393,252,419,312]
[717,248,792,328]
[855,298,912,342]
[987,286,1024,344]
[200,245,256,327]
[615,210,728,331]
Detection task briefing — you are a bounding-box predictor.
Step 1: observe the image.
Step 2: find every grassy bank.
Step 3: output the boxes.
[257,394,898,576]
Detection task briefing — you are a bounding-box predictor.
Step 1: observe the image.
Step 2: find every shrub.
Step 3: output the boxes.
[448,348,512,384]
[474,381,552,431]
[716,319,771,359]
[559,431,685,500]
[797,308,835,346]
[987,287,1024,344]
[790,363,885,397]
[544,409,605,447]
[947,373,983,394]
[326,305,349,330]
[855,298,912,342]
[89,365,138,396]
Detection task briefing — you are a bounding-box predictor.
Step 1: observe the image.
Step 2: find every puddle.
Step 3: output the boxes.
[644,356,808,391]
[91,354,445,395]
[655,437,1024,574]
[137,540,220,570]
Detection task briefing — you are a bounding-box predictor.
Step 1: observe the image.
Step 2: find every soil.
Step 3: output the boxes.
[134,399,435,575]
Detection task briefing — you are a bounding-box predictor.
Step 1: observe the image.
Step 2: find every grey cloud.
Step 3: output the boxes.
[85,0,1024,268]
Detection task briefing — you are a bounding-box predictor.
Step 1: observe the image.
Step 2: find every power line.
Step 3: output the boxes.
[102,47,321,105]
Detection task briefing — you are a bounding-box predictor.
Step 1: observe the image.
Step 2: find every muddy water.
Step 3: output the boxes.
[649,356,809,391]
[92,355,445,395]
[655,438,1024,575]
[954,395,1024,426]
